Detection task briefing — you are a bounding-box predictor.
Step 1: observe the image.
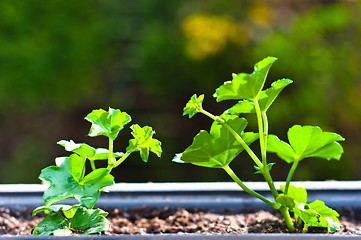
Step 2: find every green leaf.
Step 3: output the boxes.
[309,200,340,226]
[276,194,296,209]
[126,124,162,162]
[294,200,340,233]
[183,94,204,118]
[54,205,80,219]
[32,214,69,236]
[32,206,47,216]
[214,57,277,101]
[259,79,293,111]
[32,207,109,235]
[90,148,123,161]
[266,135,295,163]
[276,184,307,220]
[254,162,275,174]
[70,207,109,235]
[228,79,293,114]
[85,107,132,140]
[39,154,114,208]
[58,140,123,161]
[267,125,344,163]
[280,184,307,204]
[175,116,258,168]
[32,204,80,219]
[58,140,96,159]
[227,100,255,114]
[81,168,113,185]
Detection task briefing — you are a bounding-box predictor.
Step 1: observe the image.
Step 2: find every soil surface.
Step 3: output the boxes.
[1,207,361,235]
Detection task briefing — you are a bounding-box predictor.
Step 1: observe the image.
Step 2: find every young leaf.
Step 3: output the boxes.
[175,116,258,168]
[280,184,308,204]
[89,148,123,161]
[308,200,341,233]
[254,162,275,174]
[40,154,114,208]
[228,79,293,114]
[259,79,293,111]
[32,214,69,236]
[85,108,132,140]
[276,194,296,209]
[294,200,340,233]
[183,94,204,118]
[70,207,109,235]
[126,124,162,162]
[214,57,277,101]
[52,205,80,219]
[33,207,109,236]
[58,140,123,161]
[32,204,80,219]
[58,140,96,159]
[227,100,255,114]
[267,125,344,163]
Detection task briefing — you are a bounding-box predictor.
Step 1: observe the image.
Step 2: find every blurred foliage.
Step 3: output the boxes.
[0,1,113,109]
[0,0,360,183]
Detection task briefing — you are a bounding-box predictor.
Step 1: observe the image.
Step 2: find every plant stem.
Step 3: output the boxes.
[253,98,278,199]
[223,165,277,208]
[284,160,299,194]
[200,109,263,169]
[90,160,96,171]
[252,98,295,231]
[279,206,295,231]
[253,100,294,232]
[111,152,131,169]
[262,111,269,146]
[108,138,114,167]
[254,98,267,166]
[224,124,265,169]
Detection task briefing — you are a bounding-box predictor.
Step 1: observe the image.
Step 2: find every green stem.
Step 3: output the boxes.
[223,165,277,208]
[200,109,223,123]
[262,111,269,145]
[253,99,278,199]
[110,152,131,170]
[224,124,264,169]
[108,138,114,167]
[90,160,96,171]
[201,109,263,169]
[200,106,295,231]
[254,98,267,165]
[279,206,295,232]
[284,160,299,194]
[302,224,309,233]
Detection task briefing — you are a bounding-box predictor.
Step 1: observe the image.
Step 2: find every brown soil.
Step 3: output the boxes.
[1,207,360,235]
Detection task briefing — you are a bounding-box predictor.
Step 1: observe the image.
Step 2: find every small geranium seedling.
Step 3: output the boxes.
[33,108,162,236]
[174,57,344,233]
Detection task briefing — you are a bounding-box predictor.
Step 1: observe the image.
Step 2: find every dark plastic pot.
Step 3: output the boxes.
[1,181,361,239]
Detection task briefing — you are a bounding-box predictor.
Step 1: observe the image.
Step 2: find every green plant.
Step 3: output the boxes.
[32,107,162,235]
[174,57,344,233]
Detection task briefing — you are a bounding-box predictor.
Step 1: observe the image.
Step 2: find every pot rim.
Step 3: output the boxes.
[1,180,361,193]
[1,182,361,238]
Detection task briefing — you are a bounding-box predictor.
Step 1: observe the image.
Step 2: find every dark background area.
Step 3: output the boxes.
[0,0,360,183]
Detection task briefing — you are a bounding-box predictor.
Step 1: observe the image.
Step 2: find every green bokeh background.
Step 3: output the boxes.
[0,0,360,183]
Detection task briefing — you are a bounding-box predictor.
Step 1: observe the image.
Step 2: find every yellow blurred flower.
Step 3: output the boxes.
[181,13,250,60]
[248,3,273,27]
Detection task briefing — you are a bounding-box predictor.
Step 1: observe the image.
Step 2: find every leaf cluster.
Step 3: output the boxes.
[32,108,162,235]
[33,205,109,236]
[174,57,344,233]
[277,184,340,233]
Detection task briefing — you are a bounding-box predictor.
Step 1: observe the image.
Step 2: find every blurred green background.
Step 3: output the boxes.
[0,0,360,183]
